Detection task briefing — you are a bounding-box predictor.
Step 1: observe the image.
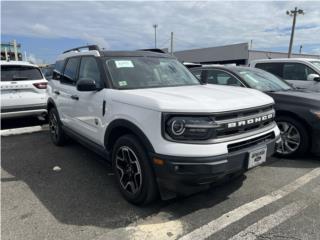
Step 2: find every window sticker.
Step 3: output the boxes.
[119,81,128,87]
[239,71,259,83]
[115,60,134,68]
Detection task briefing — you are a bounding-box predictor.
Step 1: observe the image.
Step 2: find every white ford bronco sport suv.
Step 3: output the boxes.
[47,45,280,205]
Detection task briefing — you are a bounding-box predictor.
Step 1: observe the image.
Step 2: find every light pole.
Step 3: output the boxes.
[153,24,158,48]
[287,7,304,58]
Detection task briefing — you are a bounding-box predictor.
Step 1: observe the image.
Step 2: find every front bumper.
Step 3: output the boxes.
[152,133,281,198]
[1,104,47,119]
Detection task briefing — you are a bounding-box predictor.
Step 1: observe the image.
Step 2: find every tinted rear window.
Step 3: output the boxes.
[1,65,43,81]
[255,63,283,78]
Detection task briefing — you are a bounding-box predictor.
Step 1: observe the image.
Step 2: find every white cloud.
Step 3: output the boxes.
[1,1,320,52]
[29,23,53,37]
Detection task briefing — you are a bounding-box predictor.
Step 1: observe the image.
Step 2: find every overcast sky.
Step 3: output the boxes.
[2,1,320,63]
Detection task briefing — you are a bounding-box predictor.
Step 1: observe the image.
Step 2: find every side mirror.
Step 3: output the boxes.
[76,79,98,91]
[307,74,320,82]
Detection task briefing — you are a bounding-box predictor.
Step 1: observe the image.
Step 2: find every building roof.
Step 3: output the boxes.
[174,43,249,63]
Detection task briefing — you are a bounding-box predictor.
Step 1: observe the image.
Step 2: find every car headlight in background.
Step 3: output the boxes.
[164,115,219,141]
[311,110,320,120]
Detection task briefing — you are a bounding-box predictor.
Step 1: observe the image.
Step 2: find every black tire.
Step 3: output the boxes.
[48,108,67,146]
[276,115,310,158]
[112,134,158,205]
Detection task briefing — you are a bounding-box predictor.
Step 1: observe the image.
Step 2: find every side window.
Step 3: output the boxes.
[79,57,102,87]
[191,69,202,80]
[206,70,242,86]
[52,60,65,80]
[62,57,80,85]
[255,63,283,78]
[283,63,316,81]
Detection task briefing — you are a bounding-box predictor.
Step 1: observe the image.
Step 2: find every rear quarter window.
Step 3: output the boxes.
[0,65,43,81]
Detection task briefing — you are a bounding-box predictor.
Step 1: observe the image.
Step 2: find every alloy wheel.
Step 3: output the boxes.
[49,112,59,141]
[115,146,143,194]
[276,121,301,155]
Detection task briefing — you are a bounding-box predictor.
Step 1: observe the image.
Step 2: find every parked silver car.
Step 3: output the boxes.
[250,58,320,92]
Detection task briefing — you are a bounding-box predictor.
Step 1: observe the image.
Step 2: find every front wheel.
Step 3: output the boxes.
[48,108,67,146]
[112,135,158,205]
[276,116,309,157]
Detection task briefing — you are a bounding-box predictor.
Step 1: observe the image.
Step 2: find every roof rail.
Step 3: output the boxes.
[63,45,101,54]
[138,48,167,54]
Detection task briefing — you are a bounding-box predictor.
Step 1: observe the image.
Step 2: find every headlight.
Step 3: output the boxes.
[164,115,218,141]
[312,110,320,120]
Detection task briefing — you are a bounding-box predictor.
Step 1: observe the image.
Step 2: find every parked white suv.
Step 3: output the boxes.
[1,61,48,119]
[47,46,280,205]
[250,58,320,92]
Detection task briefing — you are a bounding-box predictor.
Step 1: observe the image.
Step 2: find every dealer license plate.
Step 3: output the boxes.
[248,147,267,169]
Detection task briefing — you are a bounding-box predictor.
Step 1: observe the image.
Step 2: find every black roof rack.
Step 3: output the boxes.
[63,45,101,54]
[137,48,167,54]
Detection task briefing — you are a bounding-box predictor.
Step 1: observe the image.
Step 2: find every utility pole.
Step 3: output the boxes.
[170,32,174,55]
[153,24,158,48]
[287,7,304,58]
[299,45,303,54]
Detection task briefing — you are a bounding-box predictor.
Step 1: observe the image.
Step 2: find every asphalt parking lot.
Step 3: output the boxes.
[1,124,320,240]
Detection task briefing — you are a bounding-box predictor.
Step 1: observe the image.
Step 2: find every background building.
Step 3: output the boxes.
[1,40,23,61]
[174,43,320,65]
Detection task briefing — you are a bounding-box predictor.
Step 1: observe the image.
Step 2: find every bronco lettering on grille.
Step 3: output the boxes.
[227,113,273,128]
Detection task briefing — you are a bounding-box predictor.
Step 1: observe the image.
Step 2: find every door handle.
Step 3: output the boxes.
[54,90,60,95]
[102,100,106,116]
[71,95,79,100]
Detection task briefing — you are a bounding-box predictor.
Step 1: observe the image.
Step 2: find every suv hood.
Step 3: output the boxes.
[111,85,274,112]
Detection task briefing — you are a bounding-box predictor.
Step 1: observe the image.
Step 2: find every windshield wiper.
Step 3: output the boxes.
[265,90,278,92]
[12,76,29,80]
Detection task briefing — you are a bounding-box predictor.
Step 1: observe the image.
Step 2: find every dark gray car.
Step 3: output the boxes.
[190,65,320,157]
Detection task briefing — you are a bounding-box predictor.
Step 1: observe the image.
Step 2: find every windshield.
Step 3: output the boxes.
[1,65,43,81]
[106,57,200,89]
[310,61,320,70]
[235,68,291,92]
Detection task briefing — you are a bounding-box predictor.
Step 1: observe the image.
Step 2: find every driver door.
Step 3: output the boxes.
[71,56,108,144]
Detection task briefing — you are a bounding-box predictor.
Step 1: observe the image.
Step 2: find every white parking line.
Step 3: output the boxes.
[179,167,320,240]
[229,201,308,240]
[0,125,48,136]
[94,168,320,240]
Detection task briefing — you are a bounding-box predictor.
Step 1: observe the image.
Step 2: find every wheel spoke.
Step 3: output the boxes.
[287,126,295,136]
[284,141,295,152]
[286,138,299,146]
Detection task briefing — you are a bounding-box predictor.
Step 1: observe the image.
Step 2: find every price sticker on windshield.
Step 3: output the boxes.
[115,60,134,68]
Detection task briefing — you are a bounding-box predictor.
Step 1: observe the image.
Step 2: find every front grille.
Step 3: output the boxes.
[227,132,275,153]
[212,104,275,139]
[214,105,273,121]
